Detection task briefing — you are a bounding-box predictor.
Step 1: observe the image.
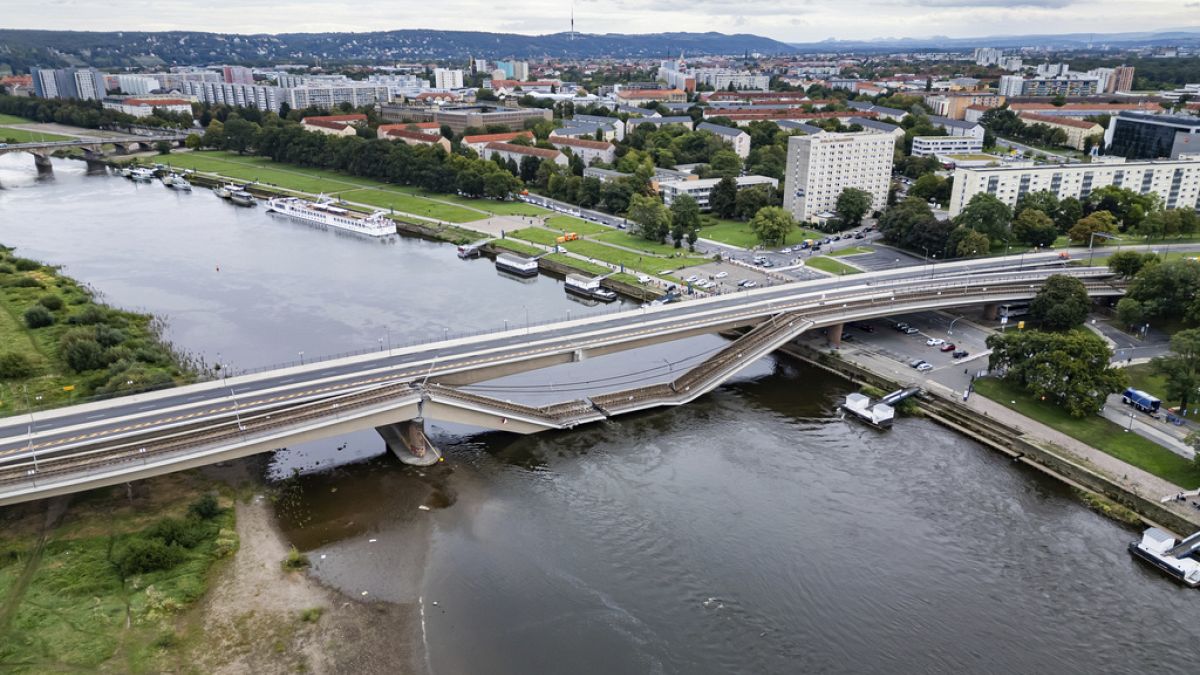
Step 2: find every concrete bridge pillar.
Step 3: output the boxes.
[376,418,442,467]
[31,153,53,177]
[827,322,844,348]
[982,303,998,321]
[84,157,108,174]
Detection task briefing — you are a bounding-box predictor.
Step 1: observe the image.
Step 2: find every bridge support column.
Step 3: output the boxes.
[827,322,843,348]
[982,303,998,321]
[32,153,53,177]
[377,418,442,467]
[84,158,108,174]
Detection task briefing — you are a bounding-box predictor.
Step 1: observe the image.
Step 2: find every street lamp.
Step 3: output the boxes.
[298,351,304,365]
[1087,231,1118,266]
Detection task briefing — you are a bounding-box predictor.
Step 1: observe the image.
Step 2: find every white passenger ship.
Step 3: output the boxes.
[265,197,395,238]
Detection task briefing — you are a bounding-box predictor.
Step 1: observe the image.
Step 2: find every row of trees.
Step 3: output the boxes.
[0,94,192,130]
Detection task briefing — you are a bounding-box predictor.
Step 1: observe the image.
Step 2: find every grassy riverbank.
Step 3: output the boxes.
[973,377,1200,488]
[0,475,237,672]
[0,246,193,415]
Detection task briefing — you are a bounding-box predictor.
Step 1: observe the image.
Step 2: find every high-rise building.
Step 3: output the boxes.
[31,68,61,98]
[222,66,254,85]
[1112,66,1135,93]
[782,131,896,223]
[113,74,159,96]
[180,81,284,112]
[949,156,1200,216]
[73,69,107,100]
[973,47,1003,67]
[998,75,1100,97]
[31,68,106,100]
[495,61,529,81]
[1104,112,1200,160]
[285,83,391,111]
[433,68,465,89]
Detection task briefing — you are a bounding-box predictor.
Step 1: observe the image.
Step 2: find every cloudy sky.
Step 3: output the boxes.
[9,0,1192,41]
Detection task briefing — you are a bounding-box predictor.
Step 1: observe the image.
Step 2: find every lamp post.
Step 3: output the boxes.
[1087,231,1118,266]
[22,385,39,475]
[298,351,304,365]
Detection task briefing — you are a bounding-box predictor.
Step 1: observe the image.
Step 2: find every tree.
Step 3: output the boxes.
[1055,197,1083,233]
[183,133,202,150]
[1151,329,1200,411]
[518,155,540,183]
[952,228,990,258]
[734,185,771,221]
[708,150,742,178]
[1107,251,1156,279]
[578,177,602,209]
[456,169,485,198]
[955,193,1012,244]
[709,176,739,219]
[0,352,34,379]
[1137,208,1200,240]
[1029,274,1091,330]
[628,194,672,243]
[483,171,520,200]
[986,329,1126,418]
[668,194,701,245]
[1067,210,1118,244]
[221,116,260,154]
[1115,297,1147,328]
[1016,190,1060,221]
[1126,259,1200,323]
[835,188,873,228]
[909,174,948,203]
[1011,208,1058,248]
[748,206,796,247]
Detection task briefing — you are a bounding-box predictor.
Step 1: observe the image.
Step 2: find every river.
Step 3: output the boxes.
[3,156,1199,674]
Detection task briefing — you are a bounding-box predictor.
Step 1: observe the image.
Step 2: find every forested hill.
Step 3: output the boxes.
[0,29,795,71]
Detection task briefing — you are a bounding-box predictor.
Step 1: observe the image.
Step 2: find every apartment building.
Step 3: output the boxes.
[180,81,284,112]
[286,83,390,110]
[433,68,465,90]
[31,68,106,100]
[300,114,367,136]
[483,141,567,167]
[615,88,686,106]
[924,92,1005,120]
[547,135,616,164]
[462,131,534,154]
[658,175,778,210]
[1016,113,1104,150]
[782,131,896,222]
[222,66,254,85]
[101,96,193,118]
[948,156,1200,217]
[998,75,1100,97]
[696,122,751,158]
[911,135,984,157]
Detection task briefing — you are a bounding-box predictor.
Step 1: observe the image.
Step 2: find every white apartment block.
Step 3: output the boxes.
[433,68,465,90]
[948,156,1200,217]
[658,175,778,211]
[112,75,159,96]
[783,131,896,222]
[285,84,391,111]
[974,47,1003,66]
[911,135,984,157]
[73,70,106,100]
[693,69,770,92]
[181,81,284,112]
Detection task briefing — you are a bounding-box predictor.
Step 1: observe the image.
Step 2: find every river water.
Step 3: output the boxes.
[4,157,1200,674]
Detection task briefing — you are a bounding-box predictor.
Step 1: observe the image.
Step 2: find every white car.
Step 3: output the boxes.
[686,274,700,283]
[781,247,792,254]
[926,338,945,346]
[743,280,758,288]
[916,362,934,372]
[714,271,728,279]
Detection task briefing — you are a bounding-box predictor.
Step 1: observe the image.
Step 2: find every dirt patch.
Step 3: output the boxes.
[189,494,424,674]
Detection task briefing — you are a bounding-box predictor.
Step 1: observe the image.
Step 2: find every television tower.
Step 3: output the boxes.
[571,2,576,40]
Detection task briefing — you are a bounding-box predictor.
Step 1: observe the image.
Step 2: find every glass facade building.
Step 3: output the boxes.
[1107,112,1200,160]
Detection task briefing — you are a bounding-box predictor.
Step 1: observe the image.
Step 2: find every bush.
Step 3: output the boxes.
[13,258,40,272]
[23,306,54,328]
[145,516,211,549]
[0,263,14,274]
[61,336,106,372]
[94,324,126,347]
[299,607,325,623]
[38,294,64,311]
[117,537,187,576]
[188,494,222,520]
[8,276,42,288]
[0,352,35,379]
[281,546,310,572]
[67,305,106,325]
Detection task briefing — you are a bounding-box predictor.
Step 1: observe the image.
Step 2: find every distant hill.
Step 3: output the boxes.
[789,28,1200,51]
[0,29,795,71]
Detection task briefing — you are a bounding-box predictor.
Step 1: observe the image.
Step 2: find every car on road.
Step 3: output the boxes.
[714,271,728,279]
[952,350,970,358]
[939,343,956,352]
[781,247,792,254]
[916,362,934,372]
[926,338,945,346]
[904,327,920,335]
[636,274,651,283]
[909,359,927,369]
[854,233,866,239]
[761,261,774,268]
[743,280,758,288]
[686,274,700,283]
[895,322,909,331]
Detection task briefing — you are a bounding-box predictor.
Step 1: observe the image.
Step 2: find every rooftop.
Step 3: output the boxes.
[548,135,614,150]
[696,122,747,137]
[484,142,563,159]
[302,114,368,123]
[463,131,533,144]
[1017,112,1104,129]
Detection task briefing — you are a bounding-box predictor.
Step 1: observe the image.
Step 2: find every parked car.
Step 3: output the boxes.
[714,271,728,279]
[851,322,875,333]
[916,362,934,372]
[761,261,774,268]
[686,274,700,283]
[952,350,970,358]
[743,280,758,288]
[909,359,926,368]
[854,233,866,239]
[904,327,920,334]
[781,247,793,254]
[939,343,956,352]
[926,338,945,346]
[895,322,910,331]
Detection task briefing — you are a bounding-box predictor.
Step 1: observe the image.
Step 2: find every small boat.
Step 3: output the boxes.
[116,166,132,178]
[495,252,539,278]
[168,176,192,191]
[161,172,177,186]
[1129,527,1200,587]
[214,183,237,199]
[229,190,256,207]
[129,167,154,182]
[564,273,617,303]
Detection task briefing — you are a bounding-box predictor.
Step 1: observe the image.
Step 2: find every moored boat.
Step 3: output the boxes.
[265,196,394,237]
[1129,527,1200,587]
[564,273,617,302]
[229,190,256,207]
[494,252,539,278]
[129,167,154,182]
[213,184,233,199]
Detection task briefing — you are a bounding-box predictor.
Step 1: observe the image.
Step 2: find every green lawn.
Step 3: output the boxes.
[544,215,608,235]
[435,195,548,217]
[593,230,687,256]
[974,377,1200,488]
[509,227,561,247]
[699,217,822,250]
[0,113,32,125]
[493,239,543,256]
[0,126,73,143]
[828,246,874,257]
[806,257,862,275]
[332,188,480,222]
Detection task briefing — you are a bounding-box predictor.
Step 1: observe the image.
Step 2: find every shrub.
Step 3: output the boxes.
[13,258,40,272]
[94,324,126,347]
[188,494,221,520]
[61,336,106,372]
[281,546,310,572]
[152,631,180,649]
[117,537,186,576]
[8,276,42,288]
[67,305,106,325]
[0,352,35,379]
[37,294,64,311]
[145,516,210,549]
[23,306,54,329]
[0,263,14,274]
[299,607,325,623]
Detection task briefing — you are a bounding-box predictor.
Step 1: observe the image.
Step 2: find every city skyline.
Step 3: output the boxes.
[4,0,1192,44]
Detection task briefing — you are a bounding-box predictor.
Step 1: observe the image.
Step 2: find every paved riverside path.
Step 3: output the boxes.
[821,344,1200,528]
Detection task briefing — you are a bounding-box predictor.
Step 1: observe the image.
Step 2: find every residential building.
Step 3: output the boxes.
[383,128,452,152]
[696,122,751,158]
[924,92,1005,120]
[974,47,1004,67]
[1036,63,1071,78]
[72,69,107,100]
[367,74,430,99]
[180,81,284,112]
[31,67,106,100]
[845,117,906,140]
[1016,112,1104,150]
[222,66,254,85]
[658,175,778,210]
[433,68,465,90]
[777,120,826,135]
[462,131,533,153]
[998,75,1100,97]
[573,114,625,139]
[625,116,694,133]
[378,104,551,133]
[286,83,391,111]
[928,116,985,140]
[377,122,441,137]
[615,88,686,106]
[583,167,628,183]
[845,101,909,121]
[484,141,567,167]
[911,135,984,157]
[691,69,770,92]
[782,131,896,222]
[494,61,530,81]
[300,114,368,136]
[1105,112,1200,160]
[101,96,193,118]
[1112,66,1136,93]
[948,156,1200,217]
[111,74,159,96]
[547,135,616,164]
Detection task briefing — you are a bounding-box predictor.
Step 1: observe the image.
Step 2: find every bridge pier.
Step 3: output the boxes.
[826,322,843,348]
[84,157,108,174]
[982,303,998,321]
[377,418,442,466]
[32,153,53,177]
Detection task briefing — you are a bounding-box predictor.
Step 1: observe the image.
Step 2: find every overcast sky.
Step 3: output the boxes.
[9,0,1191,42]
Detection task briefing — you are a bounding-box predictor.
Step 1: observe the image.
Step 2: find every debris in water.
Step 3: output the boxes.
[432,601,438,606]
[368,538,377,543]
[320,554,327,560]
[418,505,431,511]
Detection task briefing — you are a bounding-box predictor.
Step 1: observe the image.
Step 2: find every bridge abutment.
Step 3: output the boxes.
[377,418,442,466]
[32,153,53,177]
[982,303,998,321]
[827,322,843,348]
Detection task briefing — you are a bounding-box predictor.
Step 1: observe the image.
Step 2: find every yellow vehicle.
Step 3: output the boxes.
[555,232,580,244]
